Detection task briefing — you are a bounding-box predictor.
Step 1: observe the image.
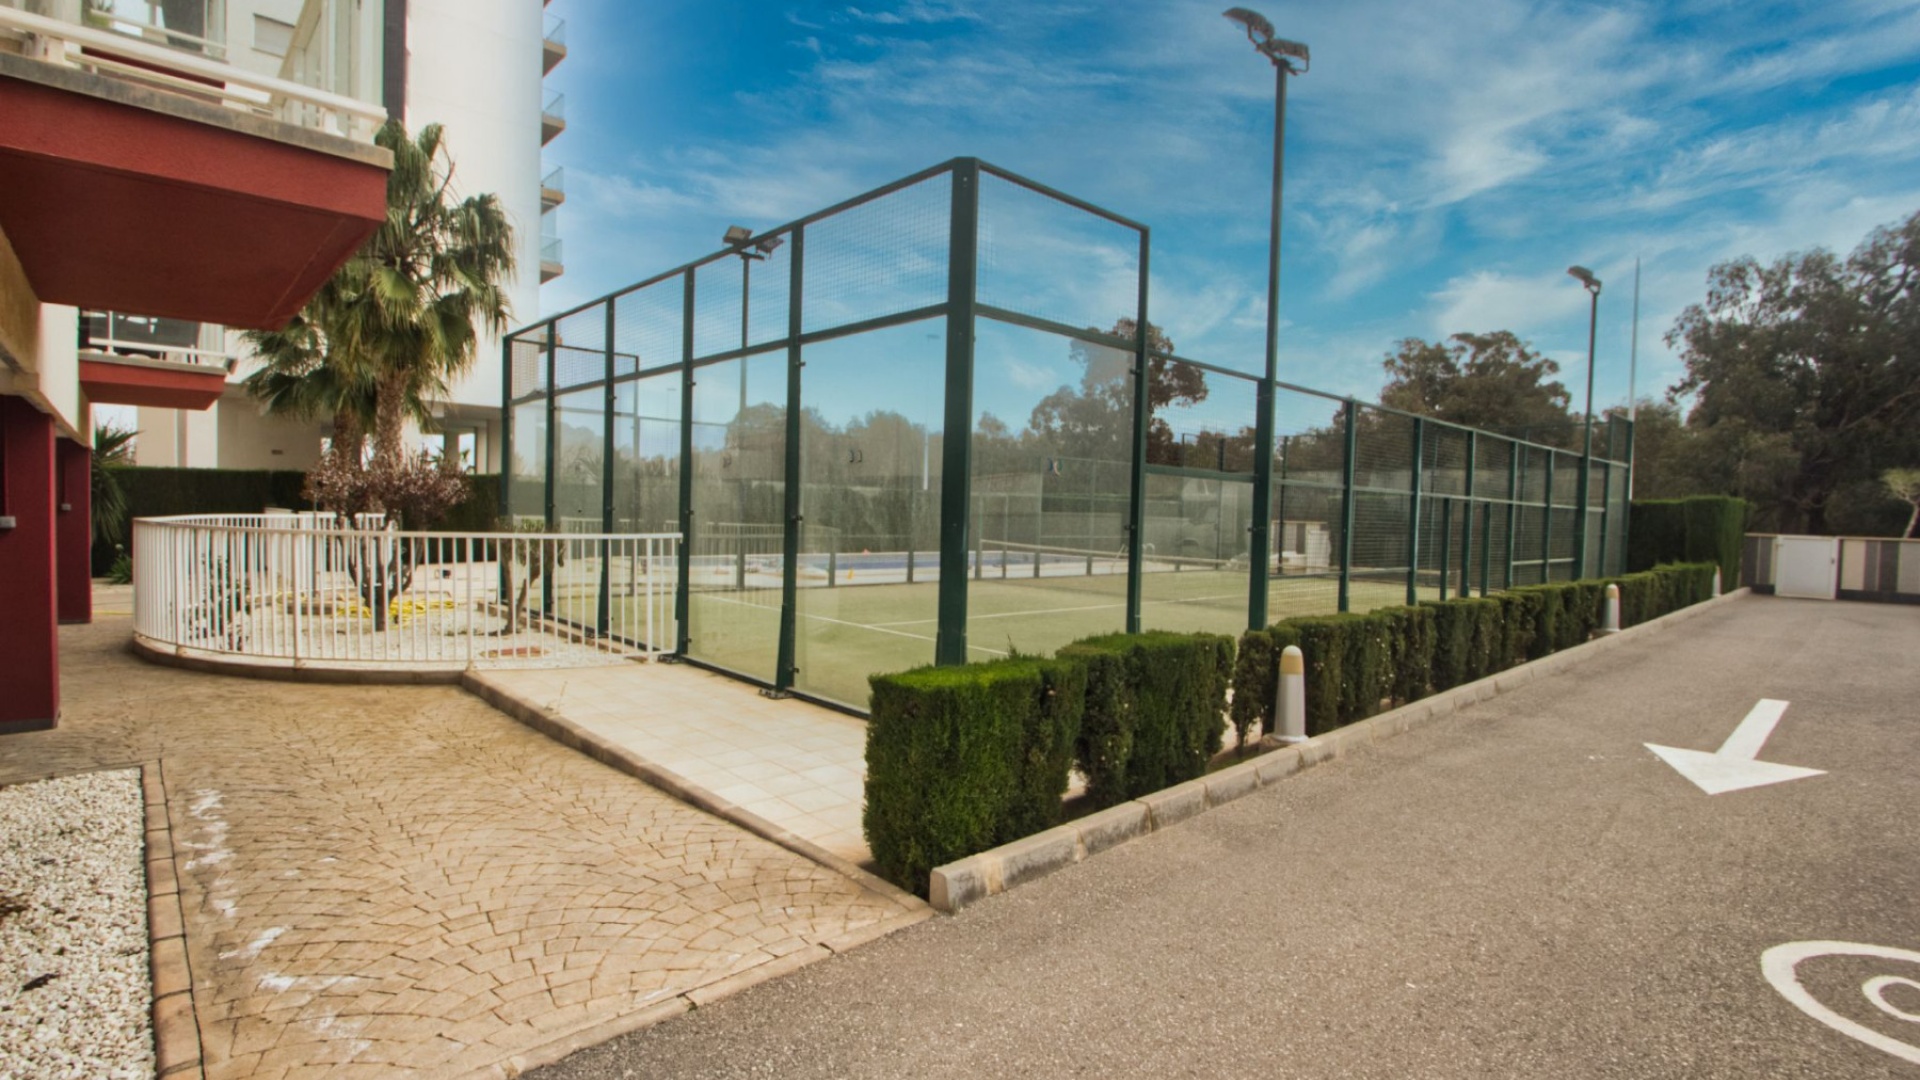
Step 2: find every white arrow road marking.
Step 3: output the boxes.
[1645,698,1825,795]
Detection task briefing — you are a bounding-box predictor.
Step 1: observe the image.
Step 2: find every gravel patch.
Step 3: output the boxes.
[0,769,152,1080]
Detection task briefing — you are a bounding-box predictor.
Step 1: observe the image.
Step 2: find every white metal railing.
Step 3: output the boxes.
[132,514,680,671]
[81,309,236,369]
[0,3,387,142]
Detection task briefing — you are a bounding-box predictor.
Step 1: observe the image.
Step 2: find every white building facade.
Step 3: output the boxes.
[130,0,564,474]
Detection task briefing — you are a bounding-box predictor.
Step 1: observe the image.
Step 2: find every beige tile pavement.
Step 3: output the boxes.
[3,615,920,1079]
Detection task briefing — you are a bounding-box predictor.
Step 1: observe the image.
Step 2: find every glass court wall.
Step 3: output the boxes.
[504,159,1635,712]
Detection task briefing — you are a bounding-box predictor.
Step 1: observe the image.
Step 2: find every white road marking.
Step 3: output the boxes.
[1645,699,1825,795]
[1762,941,1920,1065]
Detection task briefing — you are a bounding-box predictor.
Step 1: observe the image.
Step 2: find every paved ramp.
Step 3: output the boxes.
[470,663,872,866]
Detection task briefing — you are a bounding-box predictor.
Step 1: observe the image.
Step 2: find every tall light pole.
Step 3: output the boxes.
[1568,264,1601,578]
[723,225,784,412]
[722,226,782,590]
[1224,6,1308,627]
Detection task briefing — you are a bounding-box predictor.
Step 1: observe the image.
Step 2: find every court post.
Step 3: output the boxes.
[775,227,805,692]
[935,160,980,666]
[542,321,557,616]
[1406,416,1423,606]
[1462,430,1475,596]
[1337,399,1357,613]
[1542,450,1556,582]
[599,298,616,636]
[1125,228,1150,635]
[675,270,695,654]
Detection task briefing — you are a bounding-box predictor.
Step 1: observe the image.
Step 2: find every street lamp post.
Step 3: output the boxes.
[1224,6,1309,627]
[1568,265,1601,578]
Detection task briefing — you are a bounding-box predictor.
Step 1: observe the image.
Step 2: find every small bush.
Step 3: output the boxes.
[864,658,1081,894]
[1063,631,1234,806]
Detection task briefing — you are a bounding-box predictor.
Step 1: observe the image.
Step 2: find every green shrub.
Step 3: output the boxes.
[1493,592,1533,668]
[1063,631,1234,806]
[864,658,1081,893]
[1219,563,1723,775]
[1377,605,1434,705]
[1629,496,1746,585]
[1425,597,1504,690]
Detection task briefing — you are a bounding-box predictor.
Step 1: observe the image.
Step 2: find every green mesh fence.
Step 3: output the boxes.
[504,158,1634,712]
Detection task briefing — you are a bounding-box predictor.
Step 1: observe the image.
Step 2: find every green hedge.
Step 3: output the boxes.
[864,657,1084,893]
[863,629,1232,892]
[1628,496,1746,585]
[101,467,500,571]
[1062,631,1234,808]
[1232,562,1721,742]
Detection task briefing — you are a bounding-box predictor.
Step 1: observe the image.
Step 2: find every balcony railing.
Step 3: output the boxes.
[80,310,236,369]
[0,1,387,142]
[541,89,565,144]
[73,0,226,60]
[541,165,564,207]
[542,14,565,74]
[541,237,563,265]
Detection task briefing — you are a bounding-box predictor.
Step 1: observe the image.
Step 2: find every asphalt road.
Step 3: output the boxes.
[531,595,1920,1079]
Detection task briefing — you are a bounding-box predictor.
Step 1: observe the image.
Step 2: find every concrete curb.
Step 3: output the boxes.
[144,760,205,1080]
[130,635,467,685]
[927,588,1752,913]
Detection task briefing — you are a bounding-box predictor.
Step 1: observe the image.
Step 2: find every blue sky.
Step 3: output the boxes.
[538,0,1920,418]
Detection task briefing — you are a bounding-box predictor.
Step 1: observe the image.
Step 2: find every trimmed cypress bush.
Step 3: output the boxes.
[1424,597,1501,690]
[1628,496,1746,585]
[864,658,1081,894]
[1378,605,1434,705]
[1226,562,1721,742]
[1063,631,1234,806]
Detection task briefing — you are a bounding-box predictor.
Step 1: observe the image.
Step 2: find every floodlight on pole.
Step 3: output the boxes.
[1223,5,1308,628]
[1224,6,1310,71]
[1568,264,1602,578]
[724,224,779,413]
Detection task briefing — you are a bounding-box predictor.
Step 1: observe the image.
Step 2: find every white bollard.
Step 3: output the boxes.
[1274,645,1307,744]
[1713,566,1723,598]
[1599,583,1621,635]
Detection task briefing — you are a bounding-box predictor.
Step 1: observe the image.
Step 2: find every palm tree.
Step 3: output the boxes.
[240,286,378,462]
[241,119,515,476]
[92,422,137,549]
[357,120,516,469]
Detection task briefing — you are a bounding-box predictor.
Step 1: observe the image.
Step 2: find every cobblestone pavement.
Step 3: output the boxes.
[3,617,918,1079]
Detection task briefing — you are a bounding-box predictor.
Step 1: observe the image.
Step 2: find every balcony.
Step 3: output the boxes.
[541,165,564,209]
[76,310,233,409]
[0,1,386,141]
[541,89,565,145]
[542,15,564,74]
[540,236,563,284]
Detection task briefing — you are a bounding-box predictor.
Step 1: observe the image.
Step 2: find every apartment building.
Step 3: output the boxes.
[0,0,398,727]
[111,0,565,475]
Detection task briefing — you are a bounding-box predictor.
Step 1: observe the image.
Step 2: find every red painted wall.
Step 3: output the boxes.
[0,397,59,731]
[57,437,92,626]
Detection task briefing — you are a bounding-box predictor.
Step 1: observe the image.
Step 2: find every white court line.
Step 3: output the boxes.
[868,591,1249,629]
[694,592,1011,656]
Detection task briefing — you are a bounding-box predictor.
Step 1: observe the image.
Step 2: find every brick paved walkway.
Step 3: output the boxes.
[3,617,920,1079]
